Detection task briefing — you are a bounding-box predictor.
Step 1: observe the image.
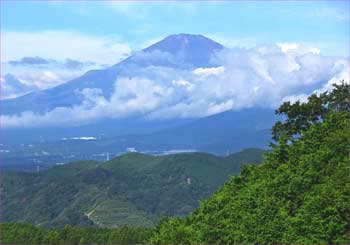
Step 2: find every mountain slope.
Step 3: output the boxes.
[2,34,223,116]
[1,149,264,228]
[149,103,350,243]
[1,34,277,153]
[144,107,278,153]
[1,33,229,145]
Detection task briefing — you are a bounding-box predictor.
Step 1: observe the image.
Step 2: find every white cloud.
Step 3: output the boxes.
[193,66,225,77]
[172,79,194,92]
[1,31,131,65]
[1,62,97,94]
[277,42,320,54]
[0,74,39,99]
[1,31,131,97]
[2,77,175,127]
[2,43,349,128]
[281,94,309,104]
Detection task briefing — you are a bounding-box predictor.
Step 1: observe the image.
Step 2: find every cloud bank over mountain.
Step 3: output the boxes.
[8,56,95,70]
[1,56,100,99]
[2,31,131,64]
[2,40,348,128]
[0,74,39,99]
[1,31,131,98]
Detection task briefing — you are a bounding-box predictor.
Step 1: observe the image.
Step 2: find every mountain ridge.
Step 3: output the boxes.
[1,148,265,228]
[1,34,277,154]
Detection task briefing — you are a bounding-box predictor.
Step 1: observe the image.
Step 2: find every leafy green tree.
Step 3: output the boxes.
[272,82,349,141]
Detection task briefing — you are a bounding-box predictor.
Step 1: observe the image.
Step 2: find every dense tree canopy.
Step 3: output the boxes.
[1,150,264,228]
[149,83,350,244]
[0,223,153,244]
[272,82,349,141]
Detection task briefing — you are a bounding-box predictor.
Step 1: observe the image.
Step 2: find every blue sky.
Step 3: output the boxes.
[2,1,349,55]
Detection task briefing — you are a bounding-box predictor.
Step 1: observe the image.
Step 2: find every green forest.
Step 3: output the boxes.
[1,149,264,228]
[1,83,349,244]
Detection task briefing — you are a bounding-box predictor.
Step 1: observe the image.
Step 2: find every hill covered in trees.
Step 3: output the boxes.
[1,149,264,228]
[150,83,350,244]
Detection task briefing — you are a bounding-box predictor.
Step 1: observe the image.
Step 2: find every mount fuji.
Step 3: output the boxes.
[1,34,277,151]
[2,34,223,115]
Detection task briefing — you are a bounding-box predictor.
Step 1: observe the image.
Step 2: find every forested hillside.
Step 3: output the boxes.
[1,149,264,228]
[0,223,153,244]
[150,83,350,244]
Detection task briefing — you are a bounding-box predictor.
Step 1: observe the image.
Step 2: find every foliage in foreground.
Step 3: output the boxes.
[0,223,153,244]
[149,83,350,244]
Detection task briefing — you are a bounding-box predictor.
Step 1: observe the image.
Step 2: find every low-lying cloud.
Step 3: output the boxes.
[1,57,102,97]
[2,43,349,128]
[0,74,39,99]
[9,56,50,66]
[1,31,131,98]
[8,56,95,70]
